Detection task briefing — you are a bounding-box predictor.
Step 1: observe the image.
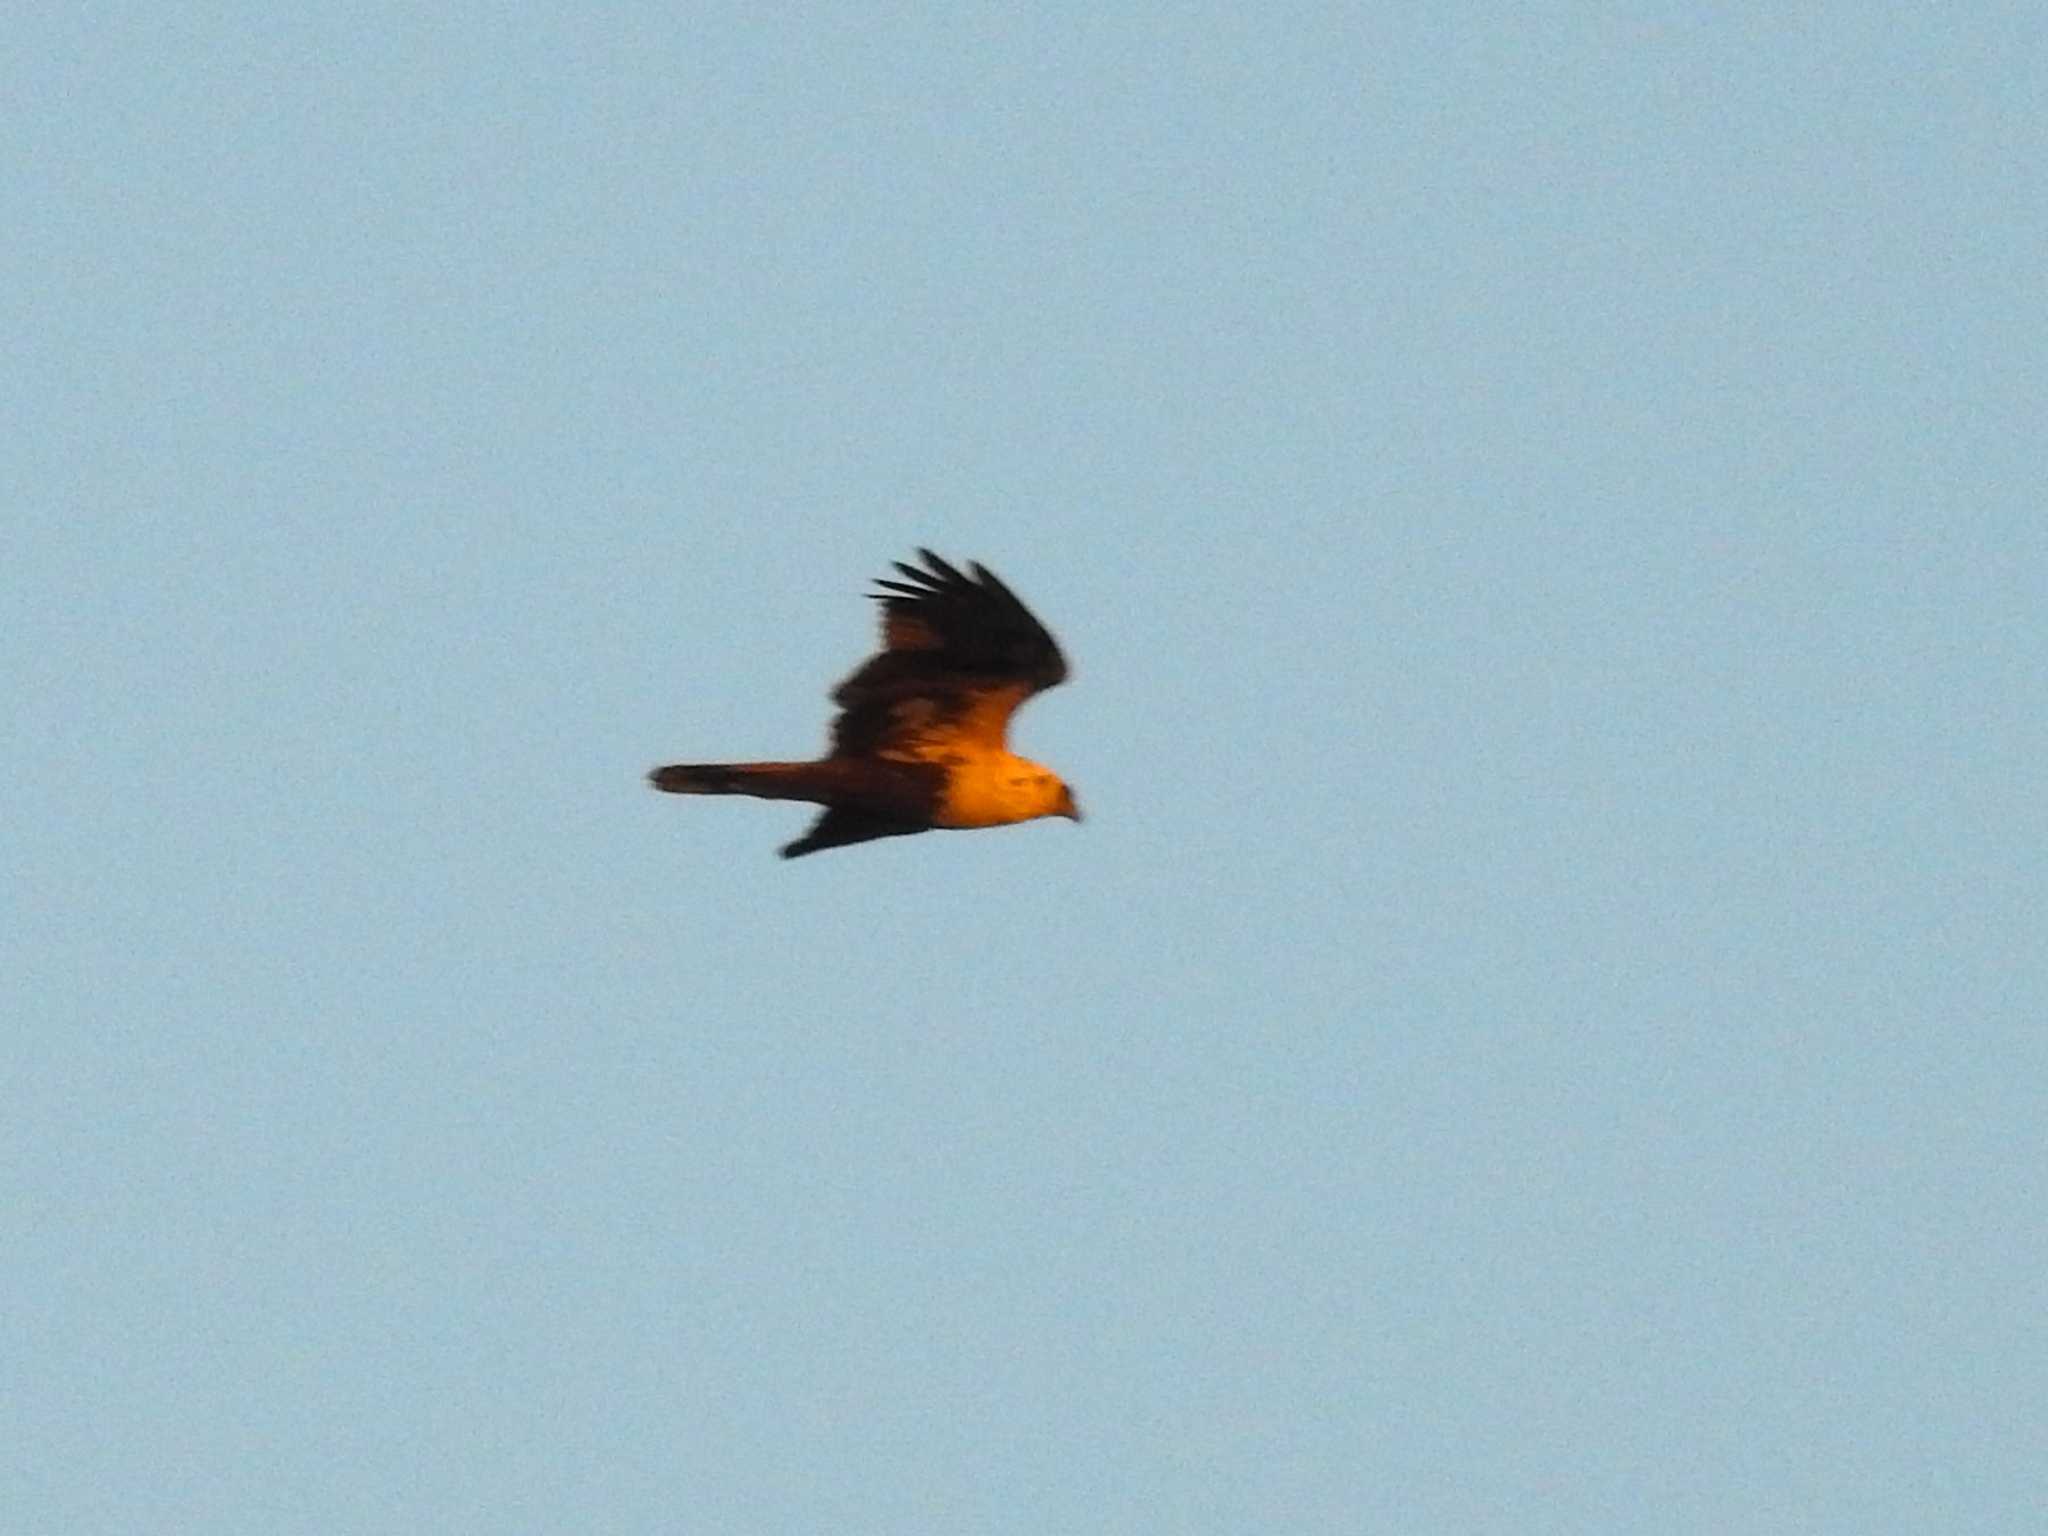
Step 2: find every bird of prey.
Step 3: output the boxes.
[649,549,1081,858]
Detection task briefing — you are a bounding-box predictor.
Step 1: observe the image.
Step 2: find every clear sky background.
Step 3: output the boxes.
[6,4,2043,1532]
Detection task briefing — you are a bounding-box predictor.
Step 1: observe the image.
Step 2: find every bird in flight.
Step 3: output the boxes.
[649,549,1081,858]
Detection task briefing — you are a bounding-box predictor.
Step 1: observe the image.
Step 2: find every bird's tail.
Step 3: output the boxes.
[647,762,836,803]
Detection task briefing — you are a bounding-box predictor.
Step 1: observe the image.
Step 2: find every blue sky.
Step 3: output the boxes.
[6,4,2043,1532]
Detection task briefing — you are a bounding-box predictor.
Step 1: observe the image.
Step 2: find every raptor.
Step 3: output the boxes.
[648,549,1080,858]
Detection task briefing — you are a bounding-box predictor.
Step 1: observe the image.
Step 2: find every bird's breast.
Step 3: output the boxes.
[931,761,1032,828]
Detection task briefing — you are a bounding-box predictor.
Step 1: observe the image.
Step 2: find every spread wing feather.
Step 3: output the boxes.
[829,548,1069,758]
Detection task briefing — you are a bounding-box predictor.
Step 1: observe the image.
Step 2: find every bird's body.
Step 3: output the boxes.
[648,550,1080,858]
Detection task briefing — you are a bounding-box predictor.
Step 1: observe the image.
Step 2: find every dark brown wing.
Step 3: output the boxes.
[780,807,930,859]
[829,549,1070,759]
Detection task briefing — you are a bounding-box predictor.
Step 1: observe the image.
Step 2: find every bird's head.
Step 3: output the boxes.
[1008,765,1082,825]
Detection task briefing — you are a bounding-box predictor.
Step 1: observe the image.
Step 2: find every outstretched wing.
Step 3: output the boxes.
[829,549,1069,759]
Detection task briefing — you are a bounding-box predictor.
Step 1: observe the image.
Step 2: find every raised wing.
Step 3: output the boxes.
[829,549,1069,758]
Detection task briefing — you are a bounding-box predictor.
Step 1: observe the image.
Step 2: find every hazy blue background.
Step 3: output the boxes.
[7,4,2042,1532]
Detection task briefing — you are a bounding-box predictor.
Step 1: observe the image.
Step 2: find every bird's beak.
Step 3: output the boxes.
[1060,790,1083,823]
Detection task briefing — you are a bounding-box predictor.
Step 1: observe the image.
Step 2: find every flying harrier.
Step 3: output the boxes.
[648,549,1080,858]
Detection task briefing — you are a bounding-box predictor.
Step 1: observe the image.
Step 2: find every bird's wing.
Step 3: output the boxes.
[827,549,1070,759]
[780,806,930,859]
